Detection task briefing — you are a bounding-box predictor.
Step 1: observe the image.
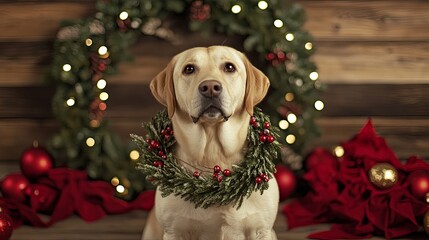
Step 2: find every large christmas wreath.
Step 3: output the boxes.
[47,0,322,199]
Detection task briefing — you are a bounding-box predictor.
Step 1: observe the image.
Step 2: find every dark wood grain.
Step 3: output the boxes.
[1,84,427,119]
[2,1,429,41]
[2,37,429,86]
[301,0,429,41]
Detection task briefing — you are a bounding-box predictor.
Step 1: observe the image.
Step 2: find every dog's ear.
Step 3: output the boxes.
[243,56,270,116]
[150,60,176,118]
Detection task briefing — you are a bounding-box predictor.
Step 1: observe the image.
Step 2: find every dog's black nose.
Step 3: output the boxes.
[199,80,222,98]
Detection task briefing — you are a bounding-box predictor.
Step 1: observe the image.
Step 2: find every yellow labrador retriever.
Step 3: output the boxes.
[143,46,279,240]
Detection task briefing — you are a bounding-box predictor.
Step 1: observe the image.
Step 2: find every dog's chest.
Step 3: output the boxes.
[154,180,279,239]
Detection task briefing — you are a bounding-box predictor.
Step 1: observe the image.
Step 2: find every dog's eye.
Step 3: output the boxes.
[183,64,195,75]
[224,63,236,73]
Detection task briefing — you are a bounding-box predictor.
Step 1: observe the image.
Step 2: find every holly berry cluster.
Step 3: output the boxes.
[255,173,270,184]
[90,53,109,73]
[189,0,211,22]
[145,125,174,168]
[212,165,231,183]
[117,17,131,32]
[265,50,289,66]
[250,116,275,143]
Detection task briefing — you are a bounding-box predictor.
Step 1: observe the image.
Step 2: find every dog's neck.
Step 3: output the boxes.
[171,109,250,170]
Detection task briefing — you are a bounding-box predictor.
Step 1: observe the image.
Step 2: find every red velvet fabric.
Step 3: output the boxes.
[284,120,429,239]
[0,168,154,228]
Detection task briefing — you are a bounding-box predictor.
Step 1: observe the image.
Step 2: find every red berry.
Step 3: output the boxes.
[162,155,167,159]
[223,169,231,177]
[263,122,271,129]
[259,131,264,136]
[267,135,275,143]
[166,126,172,132]
[145,138,151,144]
[216,174,223,183]
[261,174,269,182]
[214,165,221,173]
[193,171,200,178]
[213,173,219,180]
[255,177,262,184]
[153,161,164,167]
[265,52,276,61]
[170,130,174,135]
[158,151,165,156]
[164,134,170,140]
[260,135,267,142]
[161,129,167,136]
[151,140,160,149]
[252,122,260,128]
[250,116,256,124]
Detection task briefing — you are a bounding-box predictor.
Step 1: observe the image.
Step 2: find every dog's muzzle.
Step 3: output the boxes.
[191,80,230,123]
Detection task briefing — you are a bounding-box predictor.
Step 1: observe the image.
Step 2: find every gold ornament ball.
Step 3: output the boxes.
[424,211,429,236]
[368,163,398,189]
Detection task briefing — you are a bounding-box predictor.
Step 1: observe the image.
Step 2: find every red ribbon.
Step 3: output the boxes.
[0,168,154,228]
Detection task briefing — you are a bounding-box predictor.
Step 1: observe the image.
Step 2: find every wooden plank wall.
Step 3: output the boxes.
[0,0,428,167]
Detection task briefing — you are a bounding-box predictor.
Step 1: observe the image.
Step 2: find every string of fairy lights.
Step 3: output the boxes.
[230,0,324,146]
[55,0,325,195]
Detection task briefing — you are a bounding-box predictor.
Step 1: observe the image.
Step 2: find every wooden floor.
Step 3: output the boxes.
[1,162,427,240]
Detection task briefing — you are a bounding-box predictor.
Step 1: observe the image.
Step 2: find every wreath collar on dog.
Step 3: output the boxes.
[131,108,279,209]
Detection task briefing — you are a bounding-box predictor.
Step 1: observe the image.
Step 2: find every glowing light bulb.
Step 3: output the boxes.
[86,137,95,147]
[285,93,294,102]
[334,146,344,157]
[62,64,71,72]
[231,5,241,14]
[305,42,313,50]
[97,79,107,89]
[111,177,120,186]
[66,98,75,107]
[119,11,129,20]
[258,1,268,10]
[274,19,283,28]
[99,92,109,101]
[286,134,296,144]
[129,150,140,160]
[90,120,100,128]
[287,113,297,123]
[98,46,108,55]
[85,38,93,46]
[98,102,107,111]
[278,120,289,130]
[314,100,324,111]
[116,185,125,193]
[285,33,294,41]
[309,71,319,81]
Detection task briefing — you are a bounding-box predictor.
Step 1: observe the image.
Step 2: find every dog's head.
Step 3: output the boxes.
[150,46,269,123]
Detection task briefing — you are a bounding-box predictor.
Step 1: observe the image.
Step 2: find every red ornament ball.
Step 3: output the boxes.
[274,165,297,201]
[20,146,53,179]
[0,212,13,240]
[409,171,429,199]
[0,173,29,203]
